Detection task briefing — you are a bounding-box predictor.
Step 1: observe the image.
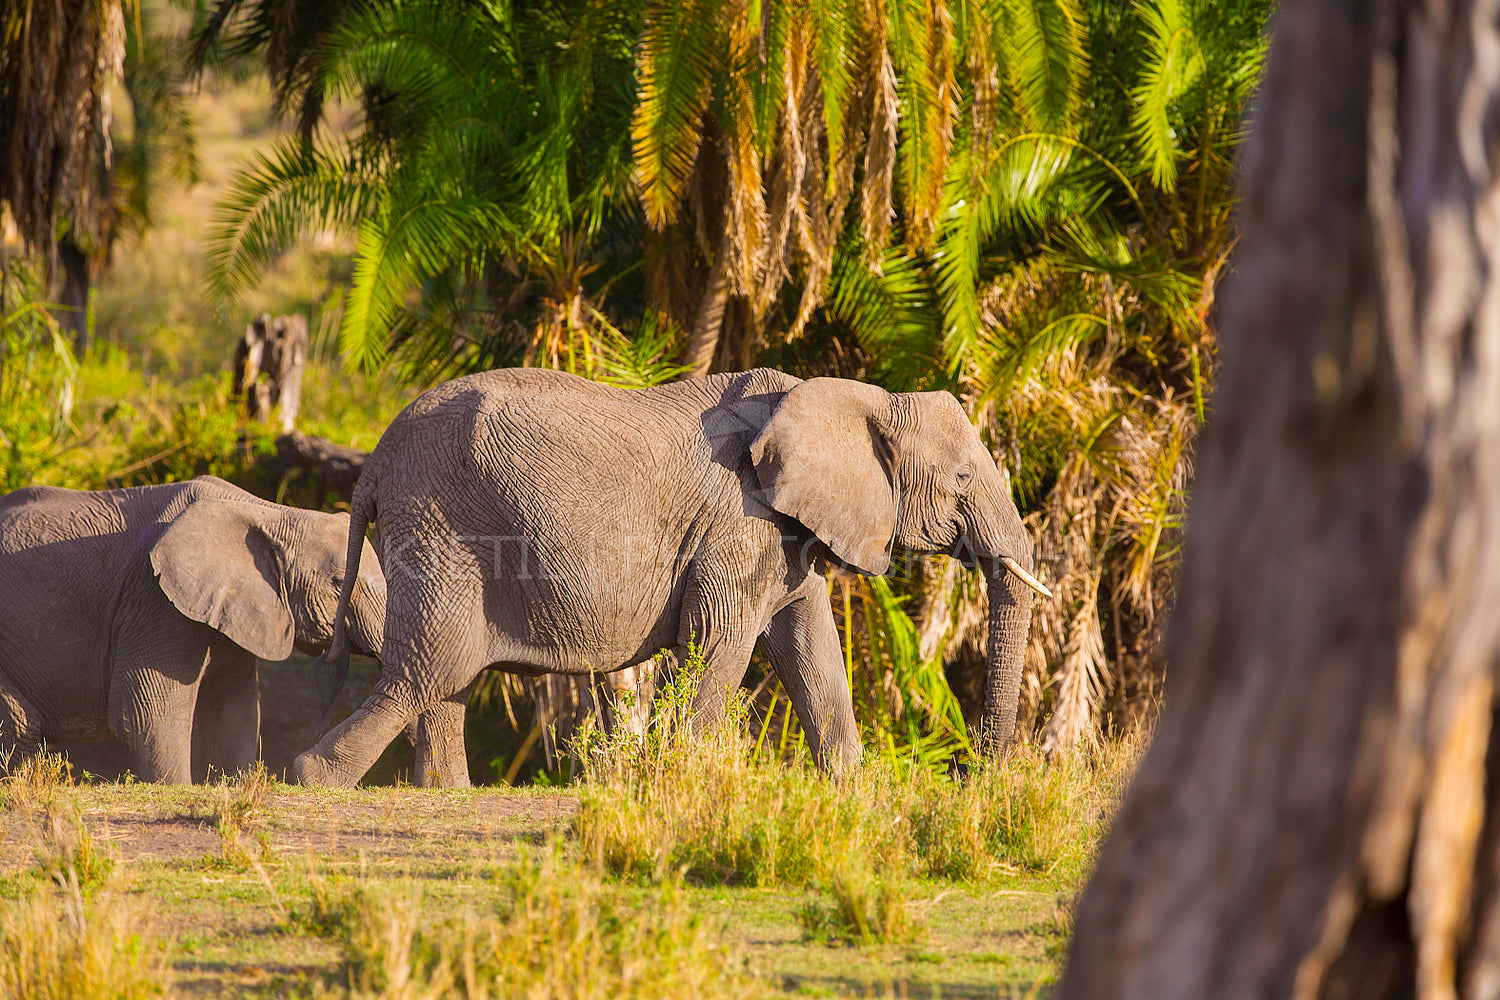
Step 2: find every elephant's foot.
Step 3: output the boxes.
[412,696,472,788]
[295,687,415,787]
[293,750,356,787]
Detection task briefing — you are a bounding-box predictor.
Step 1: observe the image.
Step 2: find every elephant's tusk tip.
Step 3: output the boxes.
[1000,556,1053,600]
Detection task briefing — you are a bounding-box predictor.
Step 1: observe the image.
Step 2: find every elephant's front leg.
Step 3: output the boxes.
[109,644,209,784]
[191,642,261,782]
[760,579,862,773]
[672,554,778,732]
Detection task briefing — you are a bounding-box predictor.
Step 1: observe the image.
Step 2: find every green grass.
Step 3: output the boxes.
[0,737,1135,998]
[0,335,417,500]
[572,674,1137,892]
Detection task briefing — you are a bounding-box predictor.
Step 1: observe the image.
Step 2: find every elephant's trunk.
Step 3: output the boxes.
[979,556,1035,760]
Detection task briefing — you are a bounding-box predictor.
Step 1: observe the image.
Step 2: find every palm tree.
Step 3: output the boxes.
[206,0,663,381]
[630,0,1093,376]
[0,0,128,342]
[191,0,369,137]
[0,1,199,351]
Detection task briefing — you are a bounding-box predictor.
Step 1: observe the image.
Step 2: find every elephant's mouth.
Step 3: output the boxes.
[949,536,1052,599]
[949,535,983,571]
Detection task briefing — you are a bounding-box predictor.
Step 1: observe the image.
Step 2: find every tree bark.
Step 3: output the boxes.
[1057,3,1500,1000]
[681,245,730,379]
[234,313,308,432]
[57,234,90,354]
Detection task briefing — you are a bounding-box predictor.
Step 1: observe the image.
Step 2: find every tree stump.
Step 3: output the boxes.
[233,313,308,433]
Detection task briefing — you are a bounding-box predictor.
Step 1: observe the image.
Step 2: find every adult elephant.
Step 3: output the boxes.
[0,476,386,783]
[298,368,1050,787]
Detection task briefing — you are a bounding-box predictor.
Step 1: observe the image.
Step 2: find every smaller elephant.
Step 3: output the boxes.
[0,476,386,783]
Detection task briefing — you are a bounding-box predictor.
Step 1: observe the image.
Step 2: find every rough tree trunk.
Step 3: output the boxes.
[681,248,730,379]
[1057,3,1500,999]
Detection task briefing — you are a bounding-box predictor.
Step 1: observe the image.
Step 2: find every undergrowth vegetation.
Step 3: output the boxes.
[298,851,767,1000]
[574,662,1138,891]
[0,705,1137,996]
[0,752,165,999]
[0,882,168,1000]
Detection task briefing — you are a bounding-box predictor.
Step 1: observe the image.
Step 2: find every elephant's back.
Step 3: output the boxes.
[0,484,135,553]
[0,477,250,552]
[360,368,797,669]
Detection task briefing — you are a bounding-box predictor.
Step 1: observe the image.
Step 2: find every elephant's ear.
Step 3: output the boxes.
[750,377,898,575]
[149,499,295,660]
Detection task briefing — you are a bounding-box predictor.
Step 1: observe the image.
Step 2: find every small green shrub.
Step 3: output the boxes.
[796,870,923,948]
[574,678,1140,889]
[32,807,116,896]
[1,750,74,815]
[284,876,369,939]
[299,847,765,999]
[212,762,272,869]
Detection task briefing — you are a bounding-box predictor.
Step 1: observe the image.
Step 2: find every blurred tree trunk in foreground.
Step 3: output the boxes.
[1057,2,1500,999]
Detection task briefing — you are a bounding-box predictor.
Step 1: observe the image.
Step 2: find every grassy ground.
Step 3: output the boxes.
[0,733,1137,999]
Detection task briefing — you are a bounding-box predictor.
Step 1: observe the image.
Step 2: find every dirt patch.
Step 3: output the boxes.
[0,787,579,869]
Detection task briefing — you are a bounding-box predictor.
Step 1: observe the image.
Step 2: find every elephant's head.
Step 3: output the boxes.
[751,377,1050,759]
[149,499,386,662]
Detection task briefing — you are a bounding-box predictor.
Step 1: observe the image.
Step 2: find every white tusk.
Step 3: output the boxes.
[1000,556,1053,600]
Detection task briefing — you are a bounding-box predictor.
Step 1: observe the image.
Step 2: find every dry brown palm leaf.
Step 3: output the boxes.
[721,0,769,302]
[859,28,897,267]
[1040,566,1109,756]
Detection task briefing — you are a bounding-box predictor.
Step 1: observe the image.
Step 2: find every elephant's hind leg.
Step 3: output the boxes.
[0,670,43,767]
[295,676,416,787]
[411,680,477,788]
[297,580,488,787]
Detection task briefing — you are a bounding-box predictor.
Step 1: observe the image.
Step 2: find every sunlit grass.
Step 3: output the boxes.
[292,847,768,1000]
[0,881,168,1000]
[572,667,1142,891]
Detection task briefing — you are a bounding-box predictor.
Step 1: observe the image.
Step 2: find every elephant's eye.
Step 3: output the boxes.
[955,467,974,491]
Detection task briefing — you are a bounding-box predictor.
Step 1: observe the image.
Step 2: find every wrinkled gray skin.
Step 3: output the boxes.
[0,476,386,783]
[299,369,1038,788]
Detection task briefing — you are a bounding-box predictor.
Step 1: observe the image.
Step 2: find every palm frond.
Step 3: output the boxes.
[339,198,520,369]
[205,139,381,301]
[1129,0,1203,192]
[994,0,1088,133]
[633,0,722,227]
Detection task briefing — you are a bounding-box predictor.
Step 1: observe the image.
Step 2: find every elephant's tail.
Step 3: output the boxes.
[314,473,377,734]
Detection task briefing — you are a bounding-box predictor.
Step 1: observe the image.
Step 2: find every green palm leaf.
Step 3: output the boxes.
[1129,0,1203,192]
[205,140,382,302]
[633,0,722,227]
[993,0,1088,133]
